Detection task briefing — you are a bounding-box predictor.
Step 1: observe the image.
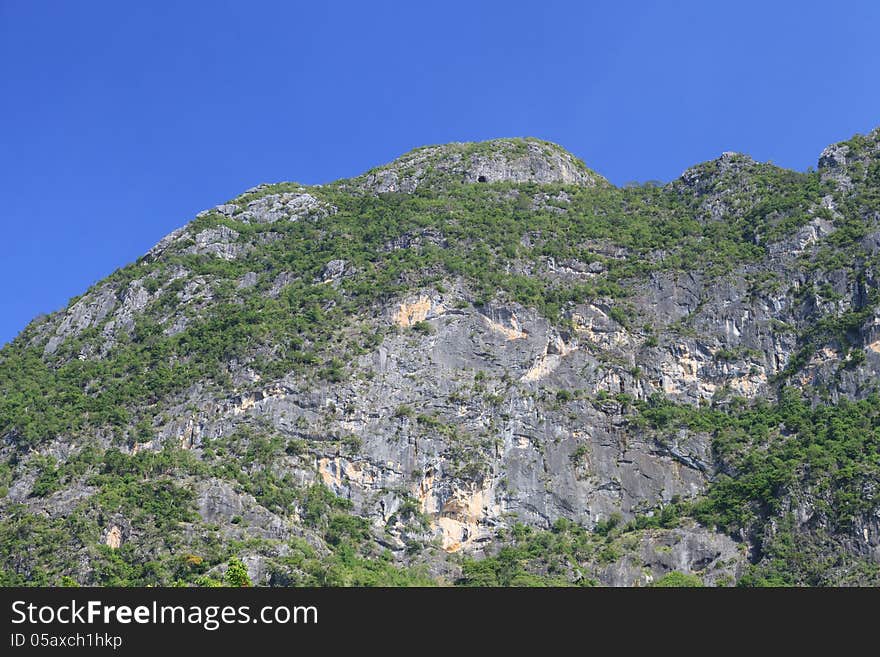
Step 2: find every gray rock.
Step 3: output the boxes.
[215,203,239,217]
[268,271,298,298]
[237,271,259,289]
[356,138,607,194]
[44,285,118,354]
[598,523,744,586]
[237,192,336,224]
[144,226,190,260]
[185,226,247,260]
[819,142,854,191]
[316,259,348,283]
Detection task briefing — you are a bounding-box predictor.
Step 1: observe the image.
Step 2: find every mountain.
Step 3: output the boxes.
[2,130,880,586]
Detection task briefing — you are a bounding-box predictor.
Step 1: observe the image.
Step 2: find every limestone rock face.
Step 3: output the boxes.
[105,526,123,549]
[4,129,880,586]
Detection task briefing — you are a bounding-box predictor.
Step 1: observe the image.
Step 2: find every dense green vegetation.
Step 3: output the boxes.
[633,389,880,585]
[0,442,436,587]
[635,390,880,533]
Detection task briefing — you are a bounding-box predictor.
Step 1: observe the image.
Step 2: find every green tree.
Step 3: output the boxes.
[651,571,704,587]
[224,557,252,587]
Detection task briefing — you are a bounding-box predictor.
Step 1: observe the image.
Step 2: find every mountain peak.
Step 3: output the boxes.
[351,137,608,193]
[675,150,771,195]
[818,126,880,192]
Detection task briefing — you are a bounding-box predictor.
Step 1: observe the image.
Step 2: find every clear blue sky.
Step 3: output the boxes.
[1,1,878,346]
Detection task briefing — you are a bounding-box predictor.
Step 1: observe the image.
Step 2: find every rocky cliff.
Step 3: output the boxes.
[2,130,880,586]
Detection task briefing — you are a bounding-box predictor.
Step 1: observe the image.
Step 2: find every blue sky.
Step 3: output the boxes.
[1,1,878,346]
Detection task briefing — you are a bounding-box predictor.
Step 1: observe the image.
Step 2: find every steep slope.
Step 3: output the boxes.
[1,130,880,586]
